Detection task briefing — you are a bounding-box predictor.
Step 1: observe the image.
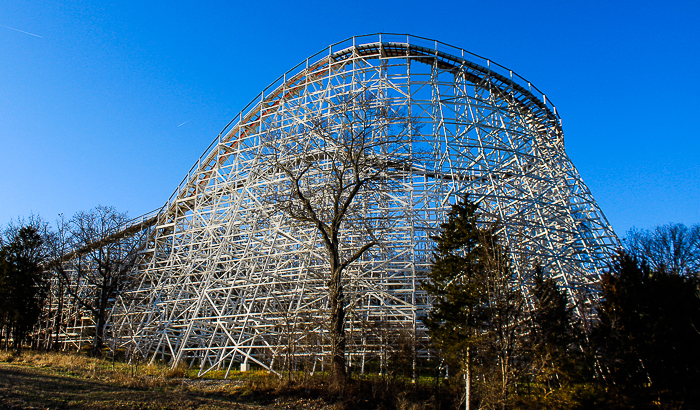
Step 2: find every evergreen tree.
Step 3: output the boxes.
[423,196,523,409]
[0,225,47,350]
[527,266,585,397]
[0,256,9,347]
[595,251,700,407]
[531,267,575,352]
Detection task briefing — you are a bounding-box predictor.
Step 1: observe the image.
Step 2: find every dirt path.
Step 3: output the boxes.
[0,363,327,410]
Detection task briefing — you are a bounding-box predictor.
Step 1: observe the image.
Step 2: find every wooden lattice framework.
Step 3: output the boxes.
[40,34,619,376]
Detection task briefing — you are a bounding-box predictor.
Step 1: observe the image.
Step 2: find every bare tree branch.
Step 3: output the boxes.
[44,205,145,356]
[258,87,417,388]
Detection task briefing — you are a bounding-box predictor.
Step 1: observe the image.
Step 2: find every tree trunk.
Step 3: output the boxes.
[465,346,471,410]
[54,288,64,351]
[92,282,110,357]
[93,311,105,357]
[329,266,346,391]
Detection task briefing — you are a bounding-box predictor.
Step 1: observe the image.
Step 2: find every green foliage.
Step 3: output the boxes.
[422,197,491,366]
[513,382,609,410]
[0,225,48,350]
[518,266,592,407]
[531,266,578,353]
[595,250,700,406]
[422,195,526,408]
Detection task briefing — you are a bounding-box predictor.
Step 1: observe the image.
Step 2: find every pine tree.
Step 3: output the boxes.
[528,266,583,394]
[423,196,523,409]
[595,251,700,407]
[0,225,47,350]
[532,267,574,351]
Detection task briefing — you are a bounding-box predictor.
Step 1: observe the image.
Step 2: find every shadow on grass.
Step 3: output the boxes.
[0,363,256,410]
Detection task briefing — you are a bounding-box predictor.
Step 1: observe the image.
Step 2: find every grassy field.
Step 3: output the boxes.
[0,351,340,409]
[0,351,440,410]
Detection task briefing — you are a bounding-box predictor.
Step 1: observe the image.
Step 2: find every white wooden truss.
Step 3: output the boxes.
[44,34,619,376]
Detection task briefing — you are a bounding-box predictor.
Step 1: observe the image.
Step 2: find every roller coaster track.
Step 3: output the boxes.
[40,34,619,376]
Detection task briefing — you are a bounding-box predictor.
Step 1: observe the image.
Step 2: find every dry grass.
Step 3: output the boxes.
[0,350,335,409]
[0,349,184,390]
[0,350,447,409]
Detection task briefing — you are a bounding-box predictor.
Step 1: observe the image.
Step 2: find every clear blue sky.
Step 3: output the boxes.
[1,0,698,236]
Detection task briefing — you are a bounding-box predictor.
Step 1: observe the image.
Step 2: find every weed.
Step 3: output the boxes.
[165,360,188,379]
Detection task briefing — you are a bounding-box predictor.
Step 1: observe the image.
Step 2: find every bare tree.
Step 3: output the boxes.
[46,206,142,356]
[260,89,415,388]
[625,223,700,275]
